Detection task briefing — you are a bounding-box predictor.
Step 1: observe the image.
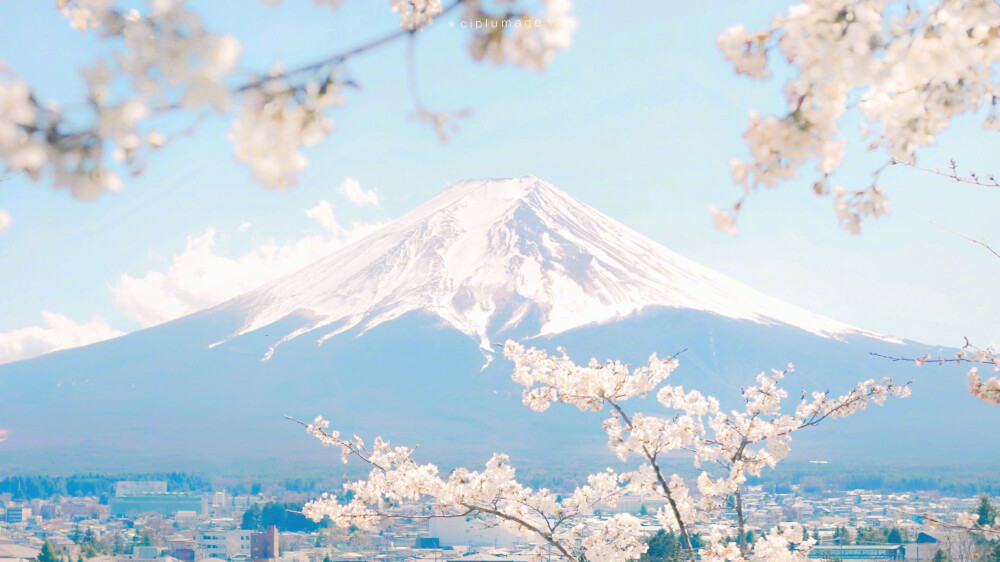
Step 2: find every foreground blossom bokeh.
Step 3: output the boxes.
[0,0,577,230]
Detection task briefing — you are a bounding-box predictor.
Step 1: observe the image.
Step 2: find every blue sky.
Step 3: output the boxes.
[1,1,998,362]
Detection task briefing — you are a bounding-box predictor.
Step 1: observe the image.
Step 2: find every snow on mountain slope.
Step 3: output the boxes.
[217,175,897,358]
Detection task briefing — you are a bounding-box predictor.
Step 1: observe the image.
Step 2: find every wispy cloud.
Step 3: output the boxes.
[305,200,342,233]
[0,312,124,364]
[338,177,381,208]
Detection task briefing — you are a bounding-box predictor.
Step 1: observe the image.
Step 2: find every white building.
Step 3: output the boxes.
[197,530,251,559]
[428,517,528,548]
[115,482,168,496]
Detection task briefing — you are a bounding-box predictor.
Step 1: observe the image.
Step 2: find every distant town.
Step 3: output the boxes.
[0,474,995,562]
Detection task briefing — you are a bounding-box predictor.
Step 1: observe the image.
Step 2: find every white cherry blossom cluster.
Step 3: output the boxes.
[0,73,126,225]
[957,342,1000,407]
[968,367,1000,406]
[299,343,907,561]
[745,523,815,561]
[300,417,638,562]
[578,513,647,562]
[958,339,1000,406]
[505,341,678,412]
[464,0,577,70]
[700,523,815,561]
[229,78,344,189]
[503,343,907,559]
[59,0,115,32]
[115,1,241,111]
[390,0,444,31]
[717,0,1000,233]
[0,0,241,231]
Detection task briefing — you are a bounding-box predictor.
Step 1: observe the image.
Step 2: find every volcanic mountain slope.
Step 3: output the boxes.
[0,175,989,472]
[219,175,895,360]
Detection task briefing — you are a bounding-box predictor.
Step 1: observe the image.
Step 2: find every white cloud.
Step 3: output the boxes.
[238,220,252,232]
[0,209,10,233]
[338,177,381,208]
[0,312,125,364]
[111,205,387,327]
[305,200,341,233]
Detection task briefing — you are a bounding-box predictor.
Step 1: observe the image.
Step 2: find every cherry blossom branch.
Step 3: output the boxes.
[292,412,637,561]
[285,415,377,466]
[869,338,998,368]
[232,0,466,102]
[870,339,999,406]
[605,396,697,562]
[464,502,579,562]
[793,380,912,430]
[290,344,907,562]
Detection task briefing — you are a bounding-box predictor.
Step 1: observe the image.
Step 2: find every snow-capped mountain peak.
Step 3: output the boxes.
[219,175,895,358]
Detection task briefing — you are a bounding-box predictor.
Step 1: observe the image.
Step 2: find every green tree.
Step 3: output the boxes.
[932,548,950,562]
[887,528,902,544]
[134,529,153,548]
[972,494,999,527]
[983,542,1000,562]
[35,540,61,562]
[241,504,262,530]
[111,534,126,556]
[241,502,326,533]
[639,530,685,562]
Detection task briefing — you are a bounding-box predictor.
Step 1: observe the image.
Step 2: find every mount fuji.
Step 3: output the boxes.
[220,176,894,359]
[0,176,992,473]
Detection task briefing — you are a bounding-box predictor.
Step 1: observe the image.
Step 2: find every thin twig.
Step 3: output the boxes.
[898,158,1000,187]
[237,0,465,94]
[930,221,1000,260]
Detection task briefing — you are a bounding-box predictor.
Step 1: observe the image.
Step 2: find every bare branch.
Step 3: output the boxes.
[870,337,998,367]
[899,158,1000,188]
[930,221,1000,261]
